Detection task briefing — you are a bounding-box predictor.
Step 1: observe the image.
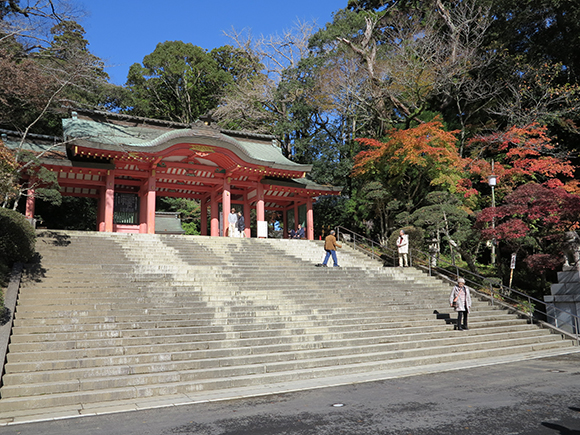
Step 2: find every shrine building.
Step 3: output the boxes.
[6,109,341,239]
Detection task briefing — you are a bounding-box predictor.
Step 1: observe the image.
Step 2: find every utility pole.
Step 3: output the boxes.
[488,161,497,265]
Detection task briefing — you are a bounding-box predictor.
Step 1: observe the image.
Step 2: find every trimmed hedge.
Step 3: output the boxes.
[0,208,36,265]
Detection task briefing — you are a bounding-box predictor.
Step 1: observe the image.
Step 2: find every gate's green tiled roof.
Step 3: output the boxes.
[63,114,311,171]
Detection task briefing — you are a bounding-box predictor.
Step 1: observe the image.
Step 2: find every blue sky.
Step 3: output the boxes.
[78,1,345,85]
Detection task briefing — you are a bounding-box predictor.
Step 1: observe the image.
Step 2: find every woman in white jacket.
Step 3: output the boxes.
[396,230,409,267]
[449,277,471,330]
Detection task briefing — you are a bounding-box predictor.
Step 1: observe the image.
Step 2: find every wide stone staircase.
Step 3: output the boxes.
[0,230,576,419]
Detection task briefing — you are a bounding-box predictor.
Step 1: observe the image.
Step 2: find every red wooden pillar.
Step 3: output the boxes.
[143,174,156,234]
[243,191,251,238]
[210,188,219,237]
[139,183,147,234]
[200,194,208,236]
[306,197,314,240]
[103,171,115,232]
[294,203,299,228]
[256,182,265,222]
[256,182,265,238]
[222,178,231,237]
[283,207,288,238]
[25,188,35,220]
[98,183,105,231]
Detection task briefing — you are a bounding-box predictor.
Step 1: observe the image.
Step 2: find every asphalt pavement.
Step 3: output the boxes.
[1,351,579,435]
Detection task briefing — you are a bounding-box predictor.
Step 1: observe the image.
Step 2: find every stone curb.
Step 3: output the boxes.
[0,263,23,386]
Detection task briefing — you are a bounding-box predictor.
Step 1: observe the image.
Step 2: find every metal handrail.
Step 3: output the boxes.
[335,226,394,264]
[335,226,580,344]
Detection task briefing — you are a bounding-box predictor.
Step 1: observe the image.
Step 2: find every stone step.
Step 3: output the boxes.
[17,289,449,301]
[0,340,572,409]
[5,320,541,366]
[8,313,535,353]
[3,344,542,413]
[4,325,550,374]
[10,307,519,330]
[19,280,450,292]
[20,281,451,294]
[9,314,515,341]
[3,331,566,391]
[7,312,529,343]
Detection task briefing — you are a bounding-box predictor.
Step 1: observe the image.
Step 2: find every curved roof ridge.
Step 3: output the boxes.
[63,116,311,171]
[67,108,277,141]
[125,127,232,148]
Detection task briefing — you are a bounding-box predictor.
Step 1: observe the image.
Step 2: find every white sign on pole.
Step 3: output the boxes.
[510,253,517,269]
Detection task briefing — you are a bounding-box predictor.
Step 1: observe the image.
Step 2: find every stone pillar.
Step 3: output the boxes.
[545,270,580,334]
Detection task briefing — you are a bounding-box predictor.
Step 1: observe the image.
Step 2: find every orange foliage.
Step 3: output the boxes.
[0,139,20,201]
[352,120,475,196]
[353,120,462,176]
[467,123,575,191]
[0,140,17,171]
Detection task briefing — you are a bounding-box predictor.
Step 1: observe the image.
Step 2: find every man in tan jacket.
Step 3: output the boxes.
[322,230,342,267]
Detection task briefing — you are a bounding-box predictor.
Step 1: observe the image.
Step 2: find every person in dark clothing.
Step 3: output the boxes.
[237,212,245,238]
[294,224,305,239]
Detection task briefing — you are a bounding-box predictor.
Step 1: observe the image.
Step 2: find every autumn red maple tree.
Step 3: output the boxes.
[477,183,580,274]
[466,123,577,195]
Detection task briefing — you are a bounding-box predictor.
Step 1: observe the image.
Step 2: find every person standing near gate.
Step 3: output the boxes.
[237,211,245,237]
[322,230,341,267]
[397,229,409,267]
[228,208,238,237]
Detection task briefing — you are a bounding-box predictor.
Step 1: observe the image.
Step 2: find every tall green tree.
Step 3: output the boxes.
[409,191,477,271]
[0,4,113,209]
[347,0,580,150]
[44,20,119,110]
[125,41,233,123]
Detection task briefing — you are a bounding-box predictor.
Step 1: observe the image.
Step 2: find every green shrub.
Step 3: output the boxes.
[516,299,535,315]
[181,222,200,235]
[0,208,36,265]
[0,262,9,287]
